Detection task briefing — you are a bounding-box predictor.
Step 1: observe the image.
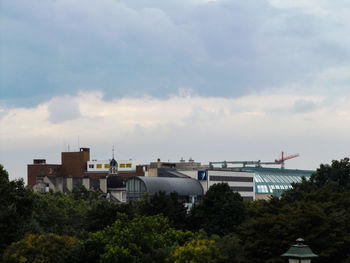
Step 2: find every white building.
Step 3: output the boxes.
[87,159,138,172]
[207,169,255,201]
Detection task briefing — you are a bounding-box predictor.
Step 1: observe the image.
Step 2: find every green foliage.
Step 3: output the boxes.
[29,191,91,237]
[190,183,247,236]
[0,164,36,255]
[85,200,134,232]
[2,233,82,263]
[136,191,188,229]
[239,158,350,263]
[212,233,242,263]
[83,213,194,263]
[167,238,220,263]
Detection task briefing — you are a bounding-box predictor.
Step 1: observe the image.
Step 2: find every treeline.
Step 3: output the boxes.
[1,159,350,262]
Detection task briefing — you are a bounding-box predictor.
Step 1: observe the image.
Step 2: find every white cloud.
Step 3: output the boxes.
[1,91,350,181]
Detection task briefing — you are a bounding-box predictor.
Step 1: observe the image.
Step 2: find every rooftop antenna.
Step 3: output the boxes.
[112,145,115,159]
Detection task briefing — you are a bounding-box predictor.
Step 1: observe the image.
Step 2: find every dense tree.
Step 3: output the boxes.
[30,191,91,238]
[82,213,194,263]
[2,233,82,263]
[167,238,220,263]
[0,164,35,255]
[136,191,188,229]
[85,200,134,232]
[189,183,247,236]
[239,158,350,263]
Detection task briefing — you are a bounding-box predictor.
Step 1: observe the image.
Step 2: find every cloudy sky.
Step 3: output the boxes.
[1,0,350,181]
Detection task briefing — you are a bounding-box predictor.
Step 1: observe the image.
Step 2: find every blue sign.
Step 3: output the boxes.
[197,170,207,181]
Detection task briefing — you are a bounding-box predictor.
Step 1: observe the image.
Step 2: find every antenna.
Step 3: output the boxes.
[78,136,80,149]
[112,145,115,159]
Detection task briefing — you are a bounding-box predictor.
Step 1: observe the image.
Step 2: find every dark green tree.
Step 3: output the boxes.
[239,158,350,263]
[0,164,35,255]
[136,191,187,229]
[189,183,247,236]
[30,191,91,238]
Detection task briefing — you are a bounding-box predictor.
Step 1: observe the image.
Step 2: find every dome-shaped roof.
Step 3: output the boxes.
[110,158,118,167]
[107,174,125,189]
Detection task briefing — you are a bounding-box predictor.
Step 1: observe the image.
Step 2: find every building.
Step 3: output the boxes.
[28,147,145,199]
[126,176,204,209]
[206,169,255,201]
[203,166,314,200]
[147,158,204,177]
[243,167,314,199]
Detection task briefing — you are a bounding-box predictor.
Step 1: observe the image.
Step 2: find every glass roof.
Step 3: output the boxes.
[242,167,314,196]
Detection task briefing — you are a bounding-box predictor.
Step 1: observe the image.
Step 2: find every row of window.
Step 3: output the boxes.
[89,164,110,169]
[254,174,305,184]
[256,184,292,193]
[230,186,254,192]
[88,163,133,169]
[209,175,253,182]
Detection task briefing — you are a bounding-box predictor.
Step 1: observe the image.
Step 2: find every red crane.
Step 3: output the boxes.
[275,151,299,169]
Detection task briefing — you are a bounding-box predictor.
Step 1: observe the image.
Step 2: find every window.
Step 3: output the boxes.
[104,164,109,168]
[96,164,102,169]
[120,164,126,168]
[209,175,253,182]
[230,186,253,192]
[89,164,94,168]
[126,163,132,168]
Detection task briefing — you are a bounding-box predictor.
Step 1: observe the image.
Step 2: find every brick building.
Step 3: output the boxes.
[27,147,145,197]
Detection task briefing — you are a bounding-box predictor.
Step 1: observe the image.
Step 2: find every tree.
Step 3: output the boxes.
[0,164,35,255]
[239,158,350,263]
[2,233,82,263]
[167,238,220,263]
[83,213,194,263]
[136,191,188,229]
[85,200,134,232]
[29,191,91,238]
[189,183,247,236]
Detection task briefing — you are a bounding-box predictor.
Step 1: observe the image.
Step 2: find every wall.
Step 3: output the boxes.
[61,148,90,178]
[207,169,255,201]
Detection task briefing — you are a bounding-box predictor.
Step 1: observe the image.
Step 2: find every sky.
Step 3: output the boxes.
[1,0,350,181]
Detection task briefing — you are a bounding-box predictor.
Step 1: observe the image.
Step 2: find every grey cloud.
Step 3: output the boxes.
[2,0,350,106]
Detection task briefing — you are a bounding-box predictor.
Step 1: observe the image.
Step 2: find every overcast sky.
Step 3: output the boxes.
[1,0,350,181]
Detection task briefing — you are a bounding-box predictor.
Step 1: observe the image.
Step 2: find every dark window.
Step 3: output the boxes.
[230,186,254,192]
[242,196,254,201]
[210,175,253,182]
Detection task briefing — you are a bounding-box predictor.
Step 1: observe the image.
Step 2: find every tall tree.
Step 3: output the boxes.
[189,183,247,236]
[0,164,35,255]
[137,191,187,229]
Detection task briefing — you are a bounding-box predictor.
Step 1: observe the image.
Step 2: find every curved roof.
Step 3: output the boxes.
[128,176,203,196]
